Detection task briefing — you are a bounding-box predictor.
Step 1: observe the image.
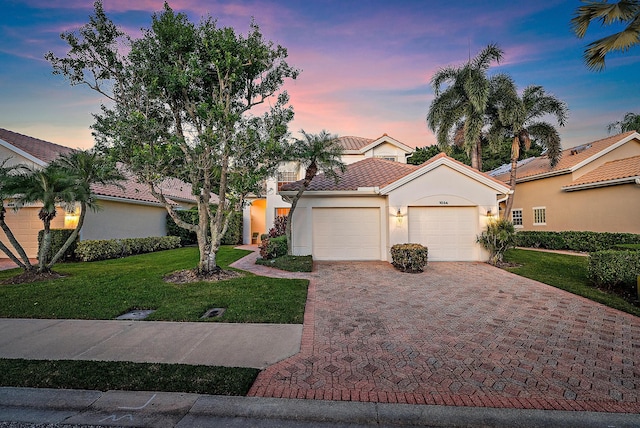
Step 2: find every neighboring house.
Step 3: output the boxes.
[0,128,200,259]
[490,131,640,233]
[279,153,511,262]
[242,134,413,244]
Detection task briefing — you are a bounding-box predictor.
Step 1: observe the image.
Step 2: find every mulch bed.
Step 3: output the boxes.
[163,268,243,284]
[1,270,64,285]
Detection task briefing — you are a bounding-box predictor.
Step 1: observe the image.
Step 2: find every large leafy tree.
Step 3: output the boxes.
[487,74,568,219]
[607,112,640,133]
[427,44,504,171]
[283,130,345,255]
[571,0,640,71]
[47,2,298,273]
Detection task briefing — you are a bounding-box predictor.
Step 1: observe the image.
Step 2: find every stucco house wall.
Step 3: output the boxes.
[81,199,169,241]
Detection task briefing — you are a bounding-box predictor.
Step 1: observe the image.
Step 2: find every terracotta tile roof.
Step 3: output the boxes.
[491,131,638,182]
[0,128,74,164]
[281,158,418,191]
[336,136,375,151]
[564,155,640,189]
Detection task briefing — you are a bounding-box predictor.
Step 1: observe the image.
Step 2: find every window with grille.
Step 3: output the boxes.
[275,208,290,217]
[376,155,397,162]
[277,171,298,191]
[533,207,546,225]
[512,209,523,227]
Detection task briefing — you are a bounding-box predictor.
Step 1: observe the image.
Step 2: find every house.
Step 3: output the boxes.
[490,131,640,234]
[0,128,200,259]
[279,153,511,262]
[241,134,414,244]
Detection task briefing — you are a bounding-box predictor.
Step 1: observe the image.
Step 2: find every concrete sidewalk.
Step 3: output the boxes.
[1,387,638,428]
[0,319,302,369]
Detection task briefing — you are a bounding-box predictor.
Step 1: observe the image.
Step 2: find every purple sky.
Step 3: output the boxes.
[1,0,639,150]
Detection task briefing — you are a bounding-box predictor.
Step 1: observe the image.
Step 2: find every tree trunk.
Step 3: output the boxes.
[502,136,520,220]
[470,143,479,170]
[285,186,305,256]
[476,141,483,171]
[38,219,52,273]
[0,206,33,270]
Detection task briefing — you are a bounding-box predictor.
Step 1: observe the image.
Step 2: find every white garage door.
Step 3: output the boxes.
[312,208,381,260]
[408,207,478,261]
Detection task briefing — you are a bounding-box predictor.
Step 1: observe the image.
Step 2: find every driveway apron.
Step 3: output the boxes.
[249,261,639,413]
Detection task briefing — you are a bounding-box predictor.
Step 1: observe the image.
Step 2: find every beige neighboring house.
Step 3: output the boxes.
[490,131,640,233]
[279,153,511,262]
[0,128,200,259]
[242,134,414,244]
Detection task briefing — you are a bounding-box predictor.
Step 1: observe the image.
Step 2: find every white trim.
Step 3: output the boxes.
[380,156,511,195]
[95,194,167,207]
[532,206,546,226]
[562,176,640,191]
[359,135,413,154]
[0,139,47,167]
[279,190,379,197]
[511,208,524,228]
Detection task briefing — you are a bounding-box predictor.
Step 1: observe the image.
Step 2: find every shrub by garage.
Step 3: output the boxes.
[391,243,428,273]
[588,250,640,292]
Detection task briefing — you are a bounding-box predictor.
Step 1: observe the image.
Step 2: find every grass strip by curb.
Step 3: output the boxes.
[0,359,258,396]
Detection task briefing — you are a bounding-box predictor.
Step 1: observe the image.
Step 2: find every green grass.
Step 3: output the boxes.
[504,249,640,317]
[0,246,308,323]
[255,255,314,272]
[0,359,257,395]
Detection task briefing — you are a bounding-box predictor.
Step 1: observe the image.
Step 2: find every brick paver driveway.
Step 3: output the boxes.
[249,261,639,413]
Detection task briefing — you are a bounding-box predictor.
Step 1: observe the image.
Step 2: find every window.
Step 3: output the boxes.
[511,209,523,228]
[533,207,546,225]
[275,208,290,217]
[277,171,298,191]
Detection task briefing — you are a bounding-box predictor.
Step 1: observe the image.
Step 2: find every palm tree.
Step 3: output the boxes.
[283,130,346,255]
[487,74,568,219]
[6,164,77,272]
[46,150,124,267]
[607,112,640,133]
[571,0,640,71]
[427,43,504,170]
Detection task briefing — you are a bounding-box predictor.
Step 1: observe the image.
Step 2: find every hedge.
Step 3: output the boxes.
[390,243,428,273]
[38,229,78,262]
[75,236,182,262]
[166,208,242,246]
[514,231,640,252]
[588,250,640,290]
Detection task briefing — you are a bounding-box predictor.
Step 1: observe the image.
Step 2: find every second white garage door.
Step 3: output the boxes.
[408,207,478,261]
[312,207,381,260]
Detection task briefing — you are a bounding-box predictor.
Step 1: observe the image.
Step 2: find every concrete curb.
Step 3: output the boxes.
[1,388,638,427]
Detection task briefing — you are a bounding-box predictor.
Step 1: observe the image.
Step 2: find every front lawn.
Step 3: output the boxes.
[0,246,308,323]
[256,255,314,272]
[504,248,640,317]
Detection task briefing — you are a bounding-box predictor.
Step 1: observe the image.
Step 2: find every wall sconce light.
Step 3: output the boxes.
[396,208,403,224]
[64,206,80,229]
[486,209,493,217]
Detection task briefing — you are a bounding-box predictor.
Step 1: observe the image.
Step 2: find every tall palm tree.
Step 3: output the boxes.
[571,0,640,71]
[47,150,124,267]
[427,43,504,170]
[487,74,568,219]
[284,130,345,255]
[6,164,77,272]
[607,112,640,133]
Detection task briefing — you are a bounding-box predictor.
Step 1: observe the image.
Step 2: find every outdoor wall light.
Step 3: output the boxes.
[486,209,493,217]
[396,208,403,224]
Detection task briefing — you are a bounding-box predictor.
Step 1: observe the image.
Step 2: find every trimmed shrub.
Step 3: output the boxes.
[259,235,288,260]
[268,216,287,238]
[588,250,640,290]
[38,229,78,262]
[476,218,516,265]
[391,243,428,273]
[75,236,181,262]
[515,231,640,252]
[166,208,243,246]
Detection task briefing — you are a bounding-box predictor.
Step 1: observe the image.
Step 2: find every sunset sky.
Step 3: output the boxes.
[1,0,638,151]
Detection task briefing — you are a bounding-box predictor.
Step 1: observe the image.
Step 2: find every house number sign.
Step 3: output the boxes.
[439,201,449,205]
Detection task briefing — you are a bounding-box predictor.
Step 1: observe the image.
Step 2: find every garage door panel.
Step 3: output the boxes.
[313,208,380,260]
[408,207,477,261]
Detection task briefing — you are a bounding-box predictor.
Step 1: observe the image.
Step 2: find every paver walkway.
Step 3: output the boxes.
[246,259,639,413]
